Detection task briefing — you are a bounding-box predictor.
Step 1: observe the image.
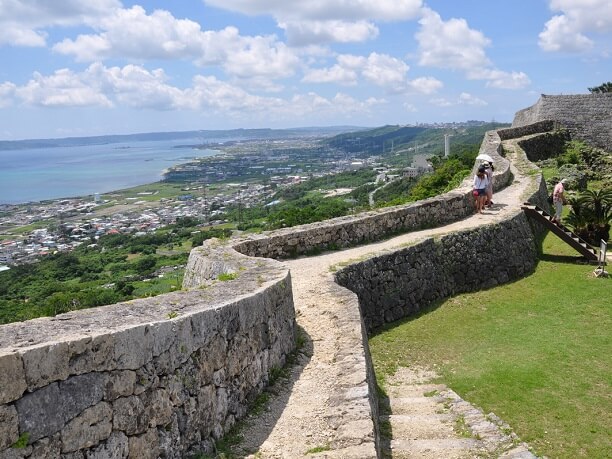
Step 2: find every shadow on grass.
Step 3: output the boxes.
[538,253,591,264]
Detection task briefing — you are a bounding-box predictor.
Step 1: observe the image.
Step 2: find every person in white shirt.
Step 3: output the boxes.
[473,166,489,213]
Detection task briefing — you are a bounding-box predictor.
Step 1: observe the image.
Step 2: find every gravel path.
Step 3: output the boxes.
[232,151,538,458]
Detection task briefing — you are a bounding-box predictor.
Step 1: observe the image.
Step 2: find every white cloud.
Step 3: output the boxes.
[477,70,531,89]
[416,7,529,90]
[416,7,491,70]
[52,7,300,82]
[539,0,612,52]
[15,68,113,108]
[280,19,378,46]
[203,0,423,21]
[429,97,453,107]
[302,65,359,85]
[408,76,443,94]
[204,0,423,45]
[458,92,487,106]
[0,0,120,47]
[430,92,487,107]
[303,52,411,91]
[361,53,409,91]
[0,81,17,107]
[4,63,385,124]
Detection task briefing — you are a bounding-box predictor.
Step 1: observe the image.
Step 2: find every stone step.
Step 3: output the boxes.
[380,414,456,440]
[384,383,447,398]
[383,438,483,459]
[386,396,445,415]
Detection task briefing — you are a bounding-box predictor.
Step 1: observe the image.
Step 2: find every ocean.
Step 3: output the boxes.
[0,138,220,204]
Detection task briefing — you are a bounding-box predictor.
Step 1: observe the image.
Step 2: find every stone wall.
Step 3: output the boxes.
[234,132,512,260]
[0,126,545,459]
[512,94,612,151]
[0,243,295,458]
[334,179,548,333]
[497,120,557,141]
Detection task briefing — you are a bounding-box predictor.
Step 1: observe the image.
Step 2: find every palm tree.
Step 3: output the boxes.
[576,189,612,224]
[588,82,612,93]
[569,189,612,243]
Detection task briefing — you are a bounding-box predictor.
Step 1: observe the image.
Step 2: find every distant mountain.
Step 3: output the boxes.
[324,122,510,158]
[0,126,368,151]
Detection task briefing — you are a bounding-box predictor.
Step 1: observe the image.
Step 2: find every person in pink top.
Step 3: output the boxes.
[552,178,567,224]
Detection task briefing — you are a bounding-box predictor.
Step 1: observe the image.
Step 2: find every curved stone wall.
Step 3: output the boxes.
[334,211,539,333]
[512,94,612,151]
[0,127,542,459]
[234,132,512,260]
[0,244,295,458]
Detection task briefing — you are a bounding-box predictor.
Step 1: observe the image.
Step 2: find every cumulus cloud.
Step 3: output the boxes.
[204,0,423,45]
[280,19,378,46]
[52,7,300,82]
[4,63,384,124]
[539,0,612,52]
[430,92,487,107]
[458,92,487,106]
[302,65,359,85]
[303,52,412,92]
[416,7,529,89]
[407,76,443,94]
[0,81,17,107]
[15,68,113,108]
[0,0,120,47]
[416,7,491,70]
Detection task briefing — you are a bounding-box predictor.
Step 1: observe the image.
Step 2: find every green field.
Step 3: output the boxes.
[369,233,611,458]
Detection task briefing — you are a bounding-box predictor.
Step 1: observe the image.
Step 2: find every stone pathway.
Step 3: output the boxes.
[232,148,541,458]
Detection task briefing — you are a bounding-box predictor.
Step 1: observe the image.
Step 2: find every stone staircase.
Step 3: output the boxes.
[379,367,537,459]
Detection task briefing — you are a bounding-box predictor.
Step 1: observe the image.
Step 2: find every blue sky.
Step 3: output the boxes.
[0,0,610,140]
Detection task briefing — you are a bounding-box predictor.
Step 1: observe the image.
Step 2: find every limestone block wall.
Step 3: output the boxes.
[334,183,546,333]
[0,244,295,458]
[334,212,538,332]
[512,94,612,151]
[234,132,512,260]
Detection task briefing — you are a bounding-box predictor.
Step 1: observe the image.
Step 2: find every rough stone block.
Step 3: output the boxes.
[104,370,136,401]
[67,334,115,375]
[15,382,62,443]
[84,431,128,459]
[20,342,70,390]
[0,353,26,405]
[144,389,173,428]
[60,402,112,453]
[112,396,149,436]
[128,429,159,459]
[0,405,19,450]
[113,325,153,370]
[30,434,61,459]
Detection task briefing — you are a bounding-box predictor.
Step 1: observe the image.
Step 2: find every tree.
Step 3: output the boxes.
[134,255,157,275]
[588,82,612,93]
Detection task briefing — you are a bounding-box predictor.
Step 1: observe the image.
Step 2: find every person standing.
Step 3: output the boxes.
[483,161,494,207]
[552,178,567,224]
[473,166,489,213]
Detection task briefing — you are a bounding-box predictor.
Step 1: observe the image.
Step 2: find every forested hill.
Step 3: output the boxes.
[324,122,510,157]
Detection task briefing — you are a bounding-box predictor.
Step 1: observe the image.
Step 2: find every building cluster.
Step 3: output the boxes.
[0,182,276,268]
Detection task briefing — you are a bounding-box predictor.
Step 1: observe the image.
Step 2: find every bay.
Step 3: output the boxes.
[0,137,220,204]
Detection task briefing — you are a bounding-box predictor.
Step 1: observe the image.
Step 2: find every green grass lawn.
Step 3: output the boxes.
[369,233,611,458]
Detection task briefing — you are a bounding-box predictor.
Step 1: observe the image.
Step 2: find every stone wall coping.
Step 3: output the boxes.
[0,245,288,353]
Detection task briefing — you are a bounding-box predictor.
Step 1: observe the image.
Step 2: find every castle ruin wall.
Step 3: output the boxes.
[512,94,612,151]
[0,245,295,458]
